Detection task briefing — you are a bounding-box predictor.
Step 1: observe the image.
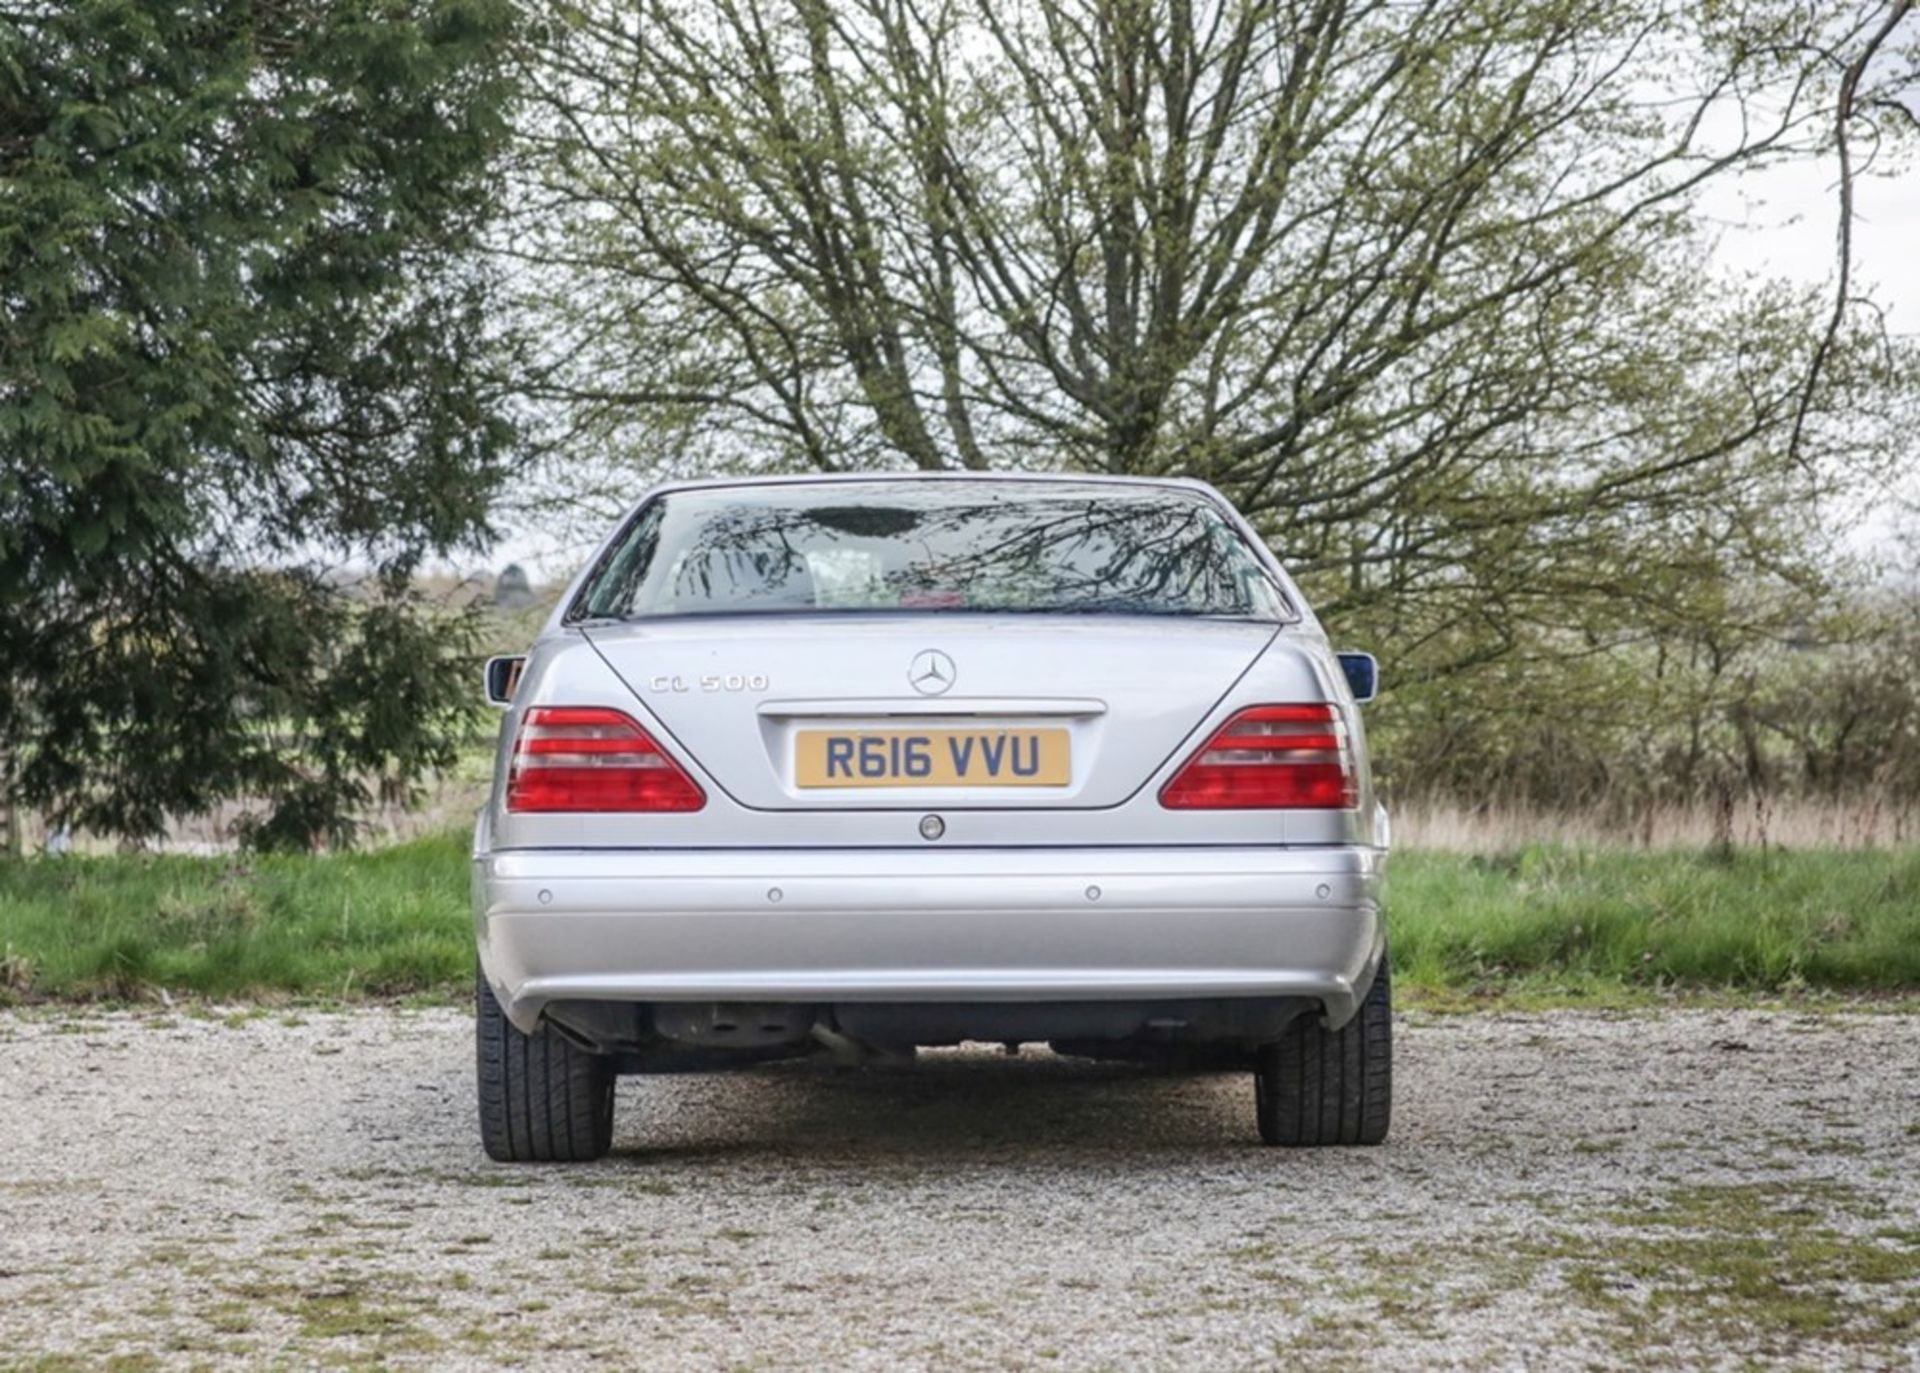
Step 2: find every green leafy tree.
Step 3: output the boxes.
[512,0,1917,743]
[1,0,521,848]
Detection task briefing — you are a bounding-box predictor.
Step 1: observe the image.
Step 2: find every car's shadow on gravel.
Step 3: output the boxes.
[601,1051,1270,1162]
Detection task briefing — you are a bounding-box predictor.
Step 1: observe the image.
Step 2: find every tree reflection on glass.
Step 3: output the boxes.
[576,482,1285,620]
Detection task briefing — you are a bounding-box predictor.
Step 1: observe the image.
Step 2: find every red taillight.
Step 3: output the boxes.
[1159,704,1356,810]
[506,706,705,813]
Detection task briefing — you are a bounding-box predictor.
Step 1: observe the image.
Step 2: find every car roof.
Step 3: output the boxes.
[642,471,1222,499]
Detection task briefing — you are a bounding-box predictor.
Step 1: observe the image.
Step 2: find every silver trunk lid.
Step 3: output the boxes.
[584,616,1277,810]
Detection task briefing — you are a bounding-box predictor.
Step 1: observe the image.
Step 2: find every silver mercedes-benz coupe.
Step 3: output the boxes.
[474,474,1389,1160]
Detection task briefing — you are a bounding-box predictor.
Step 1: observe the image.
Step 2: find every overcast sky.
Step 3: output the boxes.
[1699,154,1920,565]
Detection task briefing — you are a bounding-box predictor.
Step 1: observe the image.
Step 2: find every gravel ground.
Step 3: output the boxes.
[2,1006,1917,1371]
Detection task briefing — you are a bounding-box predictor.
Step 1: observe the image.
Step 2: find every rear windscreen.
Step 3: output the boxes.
[571,482,1289,621]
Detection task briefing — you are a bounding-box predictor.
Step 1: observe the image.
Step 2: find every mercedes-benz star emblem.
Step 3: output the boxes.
[908,649,956,696]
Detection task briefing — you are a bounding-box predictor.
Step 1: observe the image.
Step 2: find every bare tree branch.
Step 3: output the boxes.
[1790,0,1913,463]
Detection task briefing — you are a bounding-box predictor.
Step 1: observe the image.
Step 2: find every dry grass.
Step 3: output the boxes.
[16,757,496,857]
[14,739,1917,861]
[1394,797,1920,853]
[31,793,1920,859]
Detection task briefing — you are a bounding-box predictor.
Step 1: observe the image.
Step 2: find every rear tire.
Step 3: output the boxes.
[1254,950,1391,1147]
[476,973,615,1162]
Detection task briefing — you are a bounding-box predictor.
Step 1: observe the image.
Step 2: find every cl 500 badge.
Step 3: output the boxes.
[649,674,769,693]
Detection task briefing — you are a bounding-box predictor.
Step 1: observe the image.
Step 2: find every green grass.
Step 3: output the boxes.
[0,833,471,1003]
[0,838,1916,1004]
[1391,846,1920,995]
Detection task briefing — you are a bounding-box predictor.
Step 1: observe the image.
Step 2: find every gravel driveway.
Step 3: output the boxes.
[2,1006,1916,1370]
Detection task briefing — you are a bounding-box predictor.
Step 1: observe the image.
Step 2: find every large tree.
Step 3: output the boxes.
[1,0,520,847]
[511,0,1917,701]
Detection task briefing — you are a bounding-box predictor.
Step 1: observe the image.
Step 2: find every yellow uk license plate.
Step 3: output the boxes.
[795,728,1071,788]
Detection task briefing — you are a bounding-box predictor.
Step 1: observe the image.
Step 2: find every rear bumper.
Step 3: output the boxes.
[475,846,1386,1035]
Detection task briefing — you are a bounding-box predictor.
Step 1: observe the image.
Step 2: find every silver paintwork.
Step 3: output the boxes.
[475,473,1389,1045]
[476,845,1385,1034]
[483,618,1379,848]
[581,617,1285,813]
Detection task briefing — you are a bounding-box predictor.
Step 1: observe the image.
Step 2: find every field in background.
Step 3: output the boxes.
[34,779,1920,859]
[3,835,1917,1006]
[1394,797,1920,852]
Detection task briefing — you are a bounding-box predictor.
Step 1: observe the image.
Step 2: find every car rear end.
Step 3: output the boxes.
[472,475,1390,1159]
